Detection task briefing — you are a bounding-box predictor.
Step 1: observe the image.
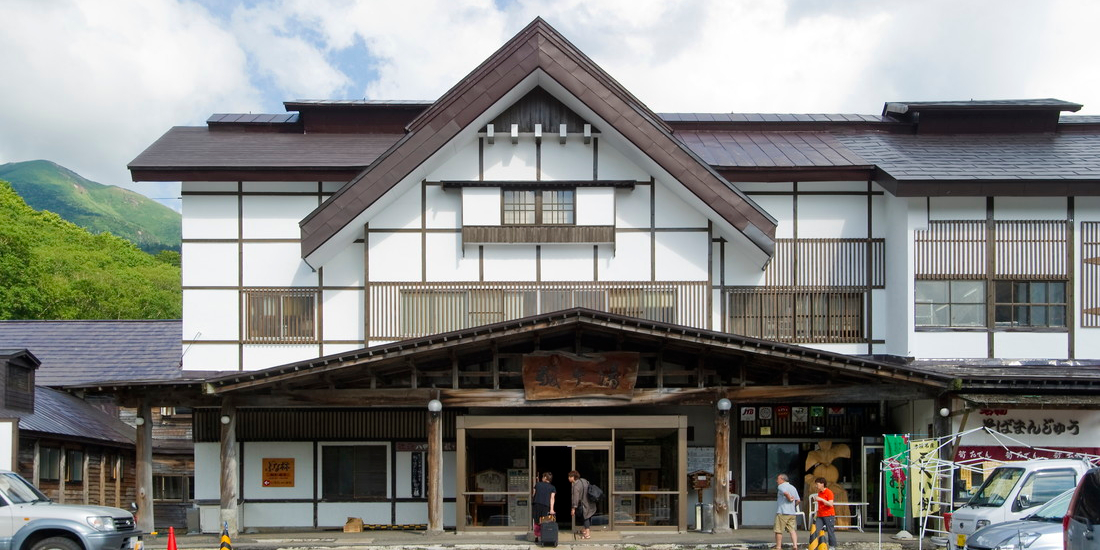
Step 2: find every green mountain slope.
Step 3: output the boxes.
[0,179,180,319]
[0,160,180,254]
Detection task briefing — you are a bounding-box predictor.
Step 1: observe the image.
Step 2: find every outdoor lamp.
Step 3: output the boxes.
[716,398,732,416]
[135,417,146,426]
[220,414,231,425]
[939,408,951,418]
[428,399,442,417]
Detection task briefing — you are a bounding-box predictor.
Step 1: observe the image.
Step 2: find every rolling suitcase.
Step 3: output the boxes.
[539,516,559,547]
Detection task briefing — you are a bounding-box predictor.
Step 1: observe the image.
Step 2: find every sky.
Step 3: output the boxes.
[2,0,1099,210]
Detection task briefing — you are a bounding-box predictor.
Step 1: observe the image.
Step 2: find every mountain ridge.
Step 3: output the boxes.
[0,160,180,254]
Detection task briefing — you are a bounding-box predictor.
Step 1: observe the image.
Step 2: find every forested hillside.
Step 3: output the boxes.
[0,160,181,254]
[0,180,181,319]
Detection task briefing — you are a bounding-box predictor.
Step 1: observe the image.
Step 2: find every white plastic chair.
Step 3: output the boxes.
[728,494,741,529]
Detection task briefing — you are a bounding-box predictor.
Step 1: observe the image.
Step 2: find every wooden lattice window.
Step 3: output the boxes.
[502,188,574,225]
[994,280,1067,328]
[245,289,318,343]
[726,289,863,343]
[1083,222,1100,327]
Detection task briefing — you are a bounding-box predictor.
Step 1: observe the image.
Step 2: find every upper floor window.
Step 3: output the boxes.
[245,289,318,343]
[995,281,1066,327]
[915,280,985,327]
[502,189,574,225]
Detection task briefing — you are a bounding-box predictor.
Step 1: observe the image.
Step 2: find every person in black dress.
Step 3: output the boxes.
[532,471,556,540]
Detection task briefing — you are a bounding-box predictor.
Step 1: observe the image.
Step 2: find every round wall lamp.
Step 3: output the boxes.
[716,398,732,416]
[220,415,231,425]
[939,407,951,418]
[428,399,442,416]
[135,417,146,426]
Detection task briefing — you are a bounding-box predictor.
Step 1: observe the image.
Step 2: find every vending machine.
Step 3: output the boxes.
[507,468,530,527]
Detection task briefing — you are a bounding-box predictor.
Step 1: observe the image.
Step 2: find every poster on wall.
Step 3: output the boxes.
[740,407,756,421]
[955,409,1100,461]
[262,458,295,487]
[411,452,423,498]
[792,407,808,422]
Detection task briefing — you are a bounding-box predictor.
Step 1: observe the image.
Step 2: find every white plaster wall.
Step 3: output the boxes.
[799,181,868,193]
[182,195,237,239]
[750,195,793,239]
[243,503,314,528]
[194,442,221,500]
[242,181,312,193]
[653,181,706,228]
[871,193,886,237]
[614,186,650,229]
[804,343,867,355]
[370,183,421,230]
[993,332,1069,359]
[995,197,1069,220]
[242,442,314,499]
[183,288,238,342]
[462,188,502,226]
[482,246,537,281]
[541,139,594,181]
[654,232,709,280]
[928,197,984,220]
[913,332,988,359]
[242,195,318,239]
[183,181,234,193]
[721,246,768,287]
[322,181,345,193]
[317,503,392,527]
[541,245,595,281]
[242,243,318,287]
[797,195,867,239]
[596,139,650,181]
[322,343,363,355]
[425,233,479,281]
[426,139,479,181]
[484,136,537,180]
[243,345,318,370]
[598,232,651,281]
[870,288,887,344]
[1077,198,1100,221]
[576,188,614,226]
[183,243,238,286]
[0,420,14,471]
[323,244,364,287]
[883,196,920,356]
[368,233,422,281]
[395,502,428,525]
[425,185,461,229]
[182,343,239,371]
[739,182,793,193]
[322,289,363,341]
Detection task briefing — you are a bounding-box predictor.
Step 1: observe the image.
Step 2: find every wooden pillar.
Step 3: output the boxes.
[713,398,732,534]
[427,400,443,534]
[220,401,239,537]
[135,401,155,533]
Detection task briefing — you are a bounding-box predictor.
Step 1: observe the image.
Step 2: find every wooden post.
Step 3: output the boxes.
[427,400,443,534]
[135,401,155,533]
[220,401,239,537]
[713,398,732,534]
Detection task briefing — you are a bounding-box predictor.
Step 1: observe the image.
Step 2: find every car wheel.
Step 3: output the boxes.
[29,537,82,550]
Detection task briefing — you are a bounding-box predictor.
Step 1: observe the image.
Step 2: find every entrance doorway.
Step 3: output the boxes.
[533,444,610,529]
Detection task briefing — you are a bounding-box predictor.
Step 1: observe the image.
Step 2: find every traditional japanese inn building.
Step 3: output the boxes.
[110,18,1100,535]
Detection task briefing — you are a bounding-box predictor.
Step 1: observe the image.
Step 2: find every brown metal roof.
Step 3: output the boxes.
[298,17,778,264]
[676,131,872,168]
[128,127,402,181]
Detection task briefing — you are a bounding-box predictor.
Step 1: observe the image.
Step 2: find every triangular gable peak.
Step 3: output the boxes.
[300,17,777,267]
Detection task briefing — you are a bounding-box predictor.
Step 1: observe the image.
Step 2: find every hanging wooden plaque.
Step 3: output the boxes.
[522,350,639,400]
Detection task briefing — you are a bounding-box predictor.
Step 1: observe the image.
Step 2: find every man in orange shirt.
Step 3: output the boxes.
[812,477,837,548]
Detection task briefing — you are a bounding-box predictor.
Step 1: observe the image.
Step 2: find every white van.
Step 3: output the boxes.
[951,458,1091,550]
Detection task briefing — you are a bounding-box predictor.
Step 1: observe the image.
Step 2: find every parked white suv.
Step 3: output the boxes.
[0,471,143,550]
[949,458,1090,550]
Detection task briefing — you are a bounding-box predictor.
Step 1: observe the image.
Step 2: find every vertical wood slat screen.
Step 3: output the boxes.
[1083,222,1100,327]
[724,288,864,343]
[244,288,318,343]
[995,221,1067,278]
[915,220,1068,279]
[369,281,707,342]
[764,239,885,288]
[914,221,986,278]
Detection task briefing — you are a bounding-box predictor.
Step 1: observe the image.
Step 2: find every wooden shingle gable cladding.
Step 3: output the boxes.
[298,18,779,265]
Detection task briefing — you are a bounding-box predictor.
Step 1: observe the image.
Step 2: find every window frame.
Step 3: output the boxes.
[39,447,61,482]
[319,443,390,501]
[501,187,575,226]
[244,288,319,343]
[914,279,987,329]
[994,280,1068,328]
[65,450,84,483]
[153,475,194,501]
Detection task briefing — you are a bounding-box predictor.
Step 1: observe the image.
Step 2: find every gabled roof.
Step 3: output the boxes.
[299,17,778,265]
[0,320,182,386]
[0,387,134,447]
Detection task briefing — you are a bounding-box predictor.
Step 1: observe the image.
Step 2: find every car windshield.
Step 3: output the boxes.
[968,467,1024,507]
[1026,489,1074,522]
[0,472,51,504]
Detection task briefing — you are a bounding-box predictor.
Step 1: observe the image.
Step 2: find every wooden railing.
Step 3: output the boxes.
[367,281,708,342]
[724,288,865,343]
[764,238,885,288]
[915,220,1068,279]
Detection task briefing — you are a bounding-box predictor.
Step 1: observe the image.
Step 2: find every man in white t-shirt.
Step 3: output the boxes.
[774,474,801,549]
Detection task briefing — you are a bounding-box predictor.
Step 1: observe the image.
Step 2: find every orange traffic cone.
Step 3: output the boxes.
[166,527,177,550]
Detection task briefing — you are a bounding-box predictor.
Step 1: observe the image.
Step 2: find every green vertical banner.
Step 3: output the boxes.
[884,434,909,519]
